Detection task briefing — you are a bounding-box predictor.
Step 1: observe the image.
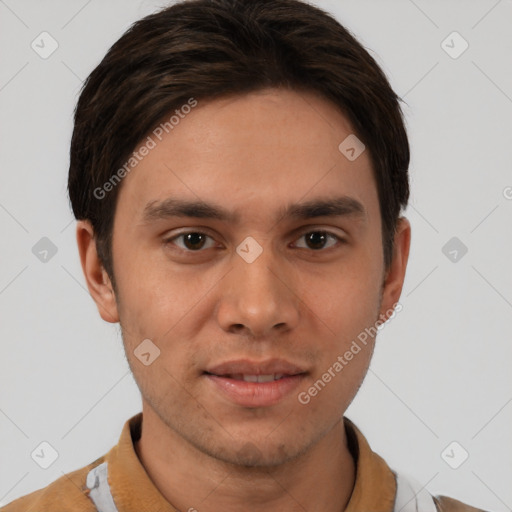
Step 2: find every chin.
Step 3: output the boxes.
[203,433,313,469]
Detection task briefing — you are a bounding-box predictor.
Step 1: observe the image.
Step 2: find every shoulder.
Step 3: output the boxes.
[0,455,106,512]
[434,494,491,512]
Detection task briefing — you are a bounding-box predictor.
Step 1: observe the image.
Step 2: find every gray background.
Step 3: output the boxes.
[1,0,511,510]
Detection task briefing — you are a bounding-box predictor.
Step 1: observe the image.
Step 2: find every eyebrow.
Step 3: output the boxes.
[141,196,366,225]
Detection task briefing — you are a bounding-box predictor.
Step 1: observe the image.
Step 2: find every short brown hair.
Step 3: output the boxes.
[68,0,410,286]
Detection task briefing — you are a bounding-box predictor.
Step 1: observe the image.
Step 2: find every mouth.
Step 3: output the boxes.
[206,373,291,382]
[203,359,308,407]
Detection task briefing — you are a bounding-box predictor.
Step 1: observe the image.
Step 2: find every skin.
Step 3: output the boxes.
[77,88,411,512]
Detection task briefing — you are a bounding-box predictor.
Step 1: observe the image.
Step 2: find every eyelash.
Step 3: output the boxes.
[164,229,345,253]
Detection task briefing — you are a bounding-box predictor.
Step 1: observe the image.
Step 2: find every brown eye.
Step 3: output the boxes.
[294,231,341,251]
[167,232,216,251]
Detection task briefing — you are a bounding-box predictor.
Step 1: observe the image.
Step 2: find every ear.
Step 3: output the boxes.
[379,217,411,321]
[76,220,120,323]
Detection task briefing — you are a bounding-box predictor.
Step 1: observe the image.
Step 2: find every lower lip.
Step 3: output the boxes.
[205,373,306,408]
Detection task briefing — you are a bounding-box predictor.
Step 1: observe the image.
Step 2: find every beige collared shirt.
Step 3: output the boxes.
[0,413,486,511]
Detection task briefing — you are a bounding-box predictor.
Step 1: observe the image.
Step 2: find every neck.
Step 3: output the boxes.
[134,406,356,512]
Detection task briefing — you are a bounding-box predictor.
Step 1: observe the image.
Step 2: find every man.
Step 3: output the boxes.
[1,0,488,510]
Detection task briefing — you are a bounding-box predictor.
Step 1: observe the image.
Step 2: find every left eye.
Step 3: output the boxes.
[165,230,342,252]
[293,231,341,251]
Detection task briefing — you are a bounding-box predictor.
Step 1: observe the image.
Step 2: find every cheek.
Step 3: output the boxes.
[113,246,196,328]
[114,261,212,378]
[302,254,383,332]
[297,340,374,420]
[296,250,383,394]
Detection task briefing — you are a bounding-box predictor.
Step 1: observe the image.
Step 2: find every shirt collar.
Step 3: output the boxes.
[106,412,396,512]
[344,416,397,512]
[107,412,177,512]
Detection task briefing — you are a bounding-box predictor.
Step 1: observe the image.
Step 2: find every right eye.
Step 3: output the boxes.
[164,231,218,252]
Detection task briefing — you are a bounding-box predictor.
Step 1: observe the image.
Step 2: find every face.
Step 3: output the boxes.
[81,88,409,467]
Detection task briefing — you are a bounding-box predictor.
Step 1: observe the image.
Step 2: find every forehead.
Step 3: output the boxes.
[115,88,378,225]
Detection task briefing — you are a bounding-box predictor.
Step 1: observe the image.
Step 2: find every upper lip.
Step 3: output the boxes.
[205,358,308,376]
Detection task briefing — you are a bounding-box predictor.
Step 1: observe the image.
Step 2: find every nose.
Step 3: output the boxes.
[215,246,300,339]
